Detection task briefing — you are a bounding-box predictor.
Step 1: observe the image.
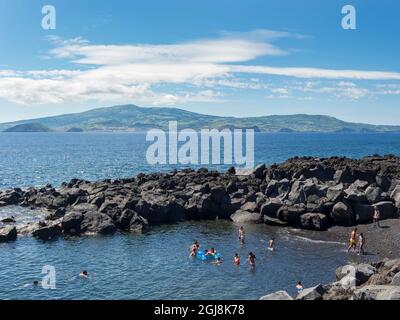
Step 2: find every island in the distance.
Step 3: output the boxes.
[1,104,400,133]
[4,123,53,132]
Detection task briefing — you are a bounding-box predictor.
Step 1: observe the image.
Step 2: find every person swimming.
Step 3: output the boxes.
[33,280,39,286]
[268,238,275,251]
[206,248,216,256]
[347,228,358,253]
[233,253,240,265]
[213,257,222,266]
[248,252,256,267]
[189,241,199,257]
[239,226,245,243]
[296,281,304,293]
[79,270,89,278]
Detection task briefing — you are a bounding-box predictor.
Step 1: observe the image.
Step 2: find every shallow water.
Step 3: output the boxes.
[1,221,352,300]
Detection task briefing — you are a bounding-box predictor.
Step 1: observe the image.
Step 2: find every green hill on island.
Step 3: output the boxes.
[4,123,53,132]
[1,104,400,133]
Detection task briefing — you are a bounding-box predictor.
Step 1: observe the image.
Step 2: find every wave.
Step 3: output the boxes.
[291,235,345,245]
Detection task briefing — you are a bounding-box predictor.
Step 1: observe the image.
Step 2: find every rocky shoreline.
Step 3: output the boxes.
[1,155,400,242]
[261,258,400,300]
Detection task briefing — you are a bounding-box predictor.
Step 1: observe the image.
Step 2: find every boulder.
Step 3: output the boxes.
[226,198,244,215]
[390,185,400,208]
[374,201,398,219]
[334,168,354,184]
[356,264,377,284]
[376,175,391,191]
[33,223,62,241]
[252,164,266,179]
[336,264,356,281]
[71,203,98,213]
[366,273,391,286]
[383,258,400,270]
[117,209,135,230]
[263,215,287,226]
[129,214,149,233]
[295,284,325,300]
[391,272,400,286]
[89,194,106,208]
[322,285,354,300]
[80,212,116,235]
[365,186,385,203]
[326,183,345,202]
[352,203,374,223]
[344,189,367,203]
[260,291,293,300]
[62,211,84,234]
[137,194,187,223]
[0,190,21,206]
[226,181,238,194]
[226,167,236,175]
[288,180,306,204]
[265,179,290,199]
[354,285,400,300]
[260,199,283,217]
[336,273,358,290]
[331,201,354,226]
[336,264,376,285]
[299,213,328,231]
[1,217,16,223]
[230,210,262,224]
[277,204,307,225]
[0,226,17,242]
[45,208,66,221]
[240,202,258,213]
[185,194,216,220]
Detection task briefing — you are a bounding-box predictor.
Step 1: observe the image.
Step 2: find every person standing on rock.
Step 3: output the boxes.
[373,206,381,228]
[239,226,245,244]
[358,233,365,255]
[347,228,358,253]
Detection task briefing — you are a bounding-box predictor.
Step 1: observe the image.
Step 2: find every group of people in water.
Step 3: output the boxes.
[189,226,275,269]
[189,211,384,291]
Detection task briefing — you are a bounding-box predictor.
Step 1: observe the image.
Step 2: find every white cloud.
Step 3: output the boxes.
[336,87,369,100]
[271,88,289,94]
[231,65,400,80]
[0,30,399,105]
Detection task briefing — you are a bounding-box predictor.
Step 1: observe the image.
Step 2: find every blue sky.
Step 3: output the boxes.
[0,0,399,124]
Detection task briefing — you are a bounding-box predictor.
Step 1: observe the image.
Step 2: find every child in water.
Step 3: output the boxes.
[268,238,275,251]
[233,253,240,265]
[213,257,222,266]
[189,241,199,257]
[247,252,256,267]
[239,226,245,243]
[79,270,89,278]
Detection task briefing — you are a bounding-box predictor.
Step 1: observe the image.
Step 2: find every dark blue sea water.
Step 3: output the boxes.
[1,132,399,189]
[1,132,400,300]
